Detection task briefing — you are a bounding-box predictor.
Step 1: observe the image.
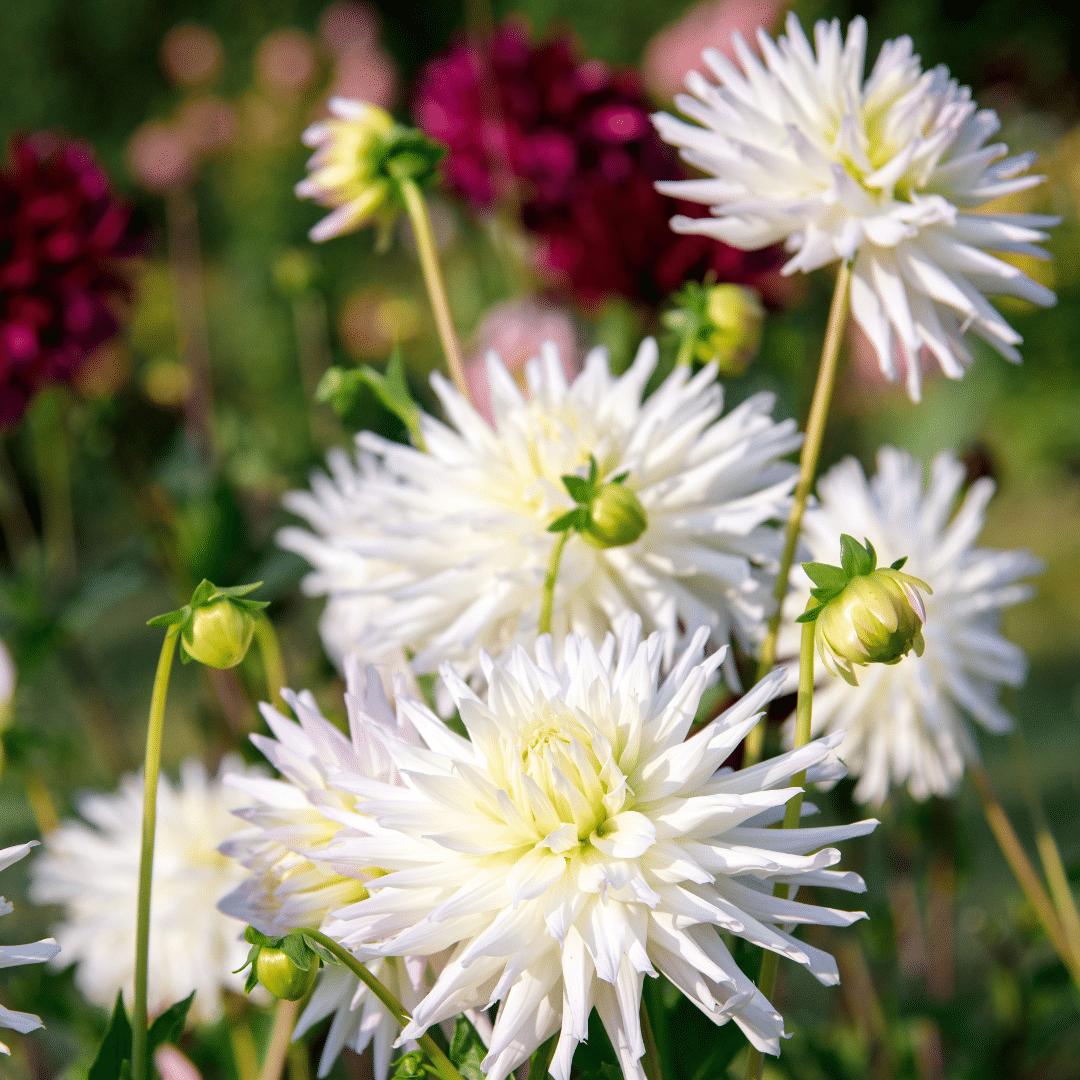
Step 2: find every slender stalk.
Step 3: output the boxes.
[259,1000,300,1080]
[228,1019,260,1080]
[538,531,570,636]
[287,1041,312,1080]
[0,438,36,566]
[745,619,816,1080]
[969,762,1080,989]
[132,625,181,1080]
[675,319,699,367]
[640,999,664,1080]
[399,179,469,399]
[254,615,287,709]
[1014,731,1080,965]
[303,930,465,1080]
[744,261,852,767]
[23,772,59,835]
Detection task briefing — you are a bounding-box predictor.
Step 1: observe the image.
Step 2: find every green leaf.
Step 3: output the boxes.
[317,352,423,444]
[147,992,196,1055]
[88,994,132,1080]
[448,1016,486,1080]
[802,562,848,591]
[561,474,592,503]
[389,1050,430,1079]
[547,508,587,533]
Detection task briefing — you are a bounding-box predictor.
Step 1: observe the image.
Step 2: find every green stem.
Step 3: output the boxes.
[640,998,664,1080]
[745,619,816,1080]
[675,318,699,367]
[743,261,852,768]
[132,625,181,1080]
[259,999,300,1080]
[399,179,469,400]
[254,615,287,709]
[303,930,466,1080]
[539,531,570,636]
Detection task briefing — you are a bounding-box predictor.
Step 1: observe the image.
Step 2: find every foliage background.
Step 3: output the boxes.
[1,0,1079,1077]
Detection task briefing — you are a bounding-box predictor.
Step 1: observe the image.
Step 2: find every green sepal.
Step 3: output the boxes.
[838,534,877,578]
[236,927,322,995]
[548,507,589,534]
[390,1050,431,1079]
[147,580,267,629]
[802,562,849,592]
[890,556,908,570]
[379,127,446,189]
[561,474,593,503]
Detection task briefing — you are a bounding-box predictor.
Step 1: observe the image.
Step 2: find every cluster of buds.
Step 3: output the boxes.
[663,280,765,375]
[295,99,444,244]
[148,580,267,669]
[548,456,648,550]
[799,535,931,685]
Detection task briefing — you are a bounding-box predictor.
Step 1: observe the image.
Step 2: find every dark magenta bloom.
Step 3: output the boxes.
[0,134,142,425]
[415,21,779,306]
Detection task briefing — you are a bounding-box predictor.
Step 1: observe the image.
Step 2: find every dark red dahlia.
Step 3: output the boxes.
[415,21,779,306]
[0,134,142,426]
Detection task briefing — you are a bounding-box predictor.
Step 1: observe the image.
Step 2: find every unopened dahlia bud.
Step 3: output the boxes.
[239,927,320,1001]
[664,281,764,374]
[255,945,318,1001]
[548,456,649,550]
[582,482,648,549]
[296,98,445,243]
[148,580,268,670]
[799,535,931,686]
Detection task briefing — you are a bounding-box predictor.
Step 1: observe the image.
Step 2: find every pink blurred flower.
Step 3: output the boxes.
[160,23,224,88]
[318,1,380,56]
[329,41,398,108]
[154,1046,203,1080]
[465,298,580,422]
[126,122,194,192]
[1,134,142,425]
[255,29,319,98]
[643,0,787,100]
[176,96,237,157]
[415,20,781,306]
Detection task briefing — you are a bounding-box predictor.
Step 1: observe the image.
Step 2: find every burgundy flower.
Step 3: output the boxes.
[415,21,779,306]
[0,134,142,425]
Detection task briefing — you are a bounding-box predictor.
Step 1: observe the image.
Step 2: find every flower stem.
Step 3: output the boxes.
[969,762,1080,990]
[254,615,287,710]
[303,929,466,1080]
[640,999,664,1080]
[132,624,180,1080]
[744,261,852,768]
[399,178,469,400]
[259,999,301,1080]
[675,317,700,367]
[539,531,570,636]
[745,619,816,1080]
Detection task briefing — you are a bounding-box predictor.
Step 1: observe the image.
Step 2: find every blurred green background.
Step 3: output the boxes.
[1,1,1079,1077]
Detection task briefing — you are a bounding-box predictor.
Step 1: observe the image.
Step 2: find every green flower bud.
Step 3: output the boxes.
[581,482,648,549]
[149,580,269,671]
[255,946,319,1001]
[664,281,765,375]
[182,598,257,669]
[799,535,931,686]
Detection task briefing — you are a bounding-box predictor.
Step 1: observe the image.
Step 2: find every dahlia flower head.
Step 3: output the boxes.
[220,658,434,1079]
[314,620,875,1078]
[281,339,801,688]
[1,134,142,425]
[654,15,1057,399]
[30,758,260,1024]
[1,843,59,1056]
[414,20,779,304]
[782,447,1041,805]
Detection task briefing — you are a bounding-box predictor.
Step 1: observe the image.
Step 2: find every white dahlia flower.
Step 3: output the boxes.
[322,621,876,1079]
[281,339,799,685]
[654,14,1056,399]
[783,447,1040,805]
[220,659,435,1078]
[1,843,59,1056]
[30,759,259,1024]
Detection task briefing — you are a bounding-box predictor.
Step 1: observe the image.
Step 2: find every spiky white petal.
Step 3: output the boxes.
[1,843,58,1056]
[281,340,799,686]
[220,658,434,1078]
[654,14,1056,399]
[782,447,1041,804]
[320,621,875,1080]
[30,760,258,1024]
